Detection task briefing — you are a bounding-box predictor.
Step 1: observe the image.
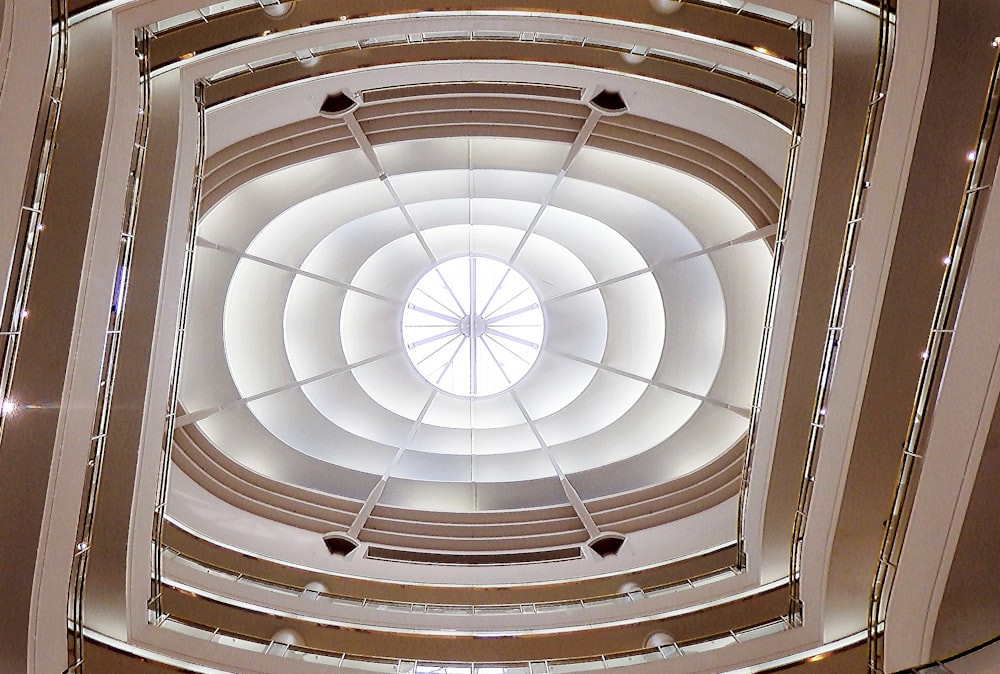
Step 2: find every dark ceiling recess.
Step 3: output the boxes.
[319,92,359,118]
[588,90,628,115]
[366,545,583,565]
[588,533,627,558]
[322,532,360,556]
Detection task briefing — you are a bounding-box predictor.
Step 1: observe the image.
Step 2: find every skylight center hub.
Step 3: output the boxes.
[460,314,488,339]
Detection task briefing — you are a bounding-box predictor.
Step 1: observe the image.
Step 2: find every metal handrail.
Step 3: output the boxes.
[867,43,1000,674]
[788,0,894,624]
[736,20,808,570]
[0,0,68,439]
[148,1,805,39]
[151,80,208,620]
[64,28,152,674]
[160,544,738,615]
[157,610,790,671]
[197,27,794,106]
[895,633,1000,674]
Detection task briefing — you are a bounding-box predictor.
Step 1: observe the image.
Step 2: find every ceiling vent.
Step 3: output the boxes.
[322,532,360,556]
[319,92,359,118]
[587,532,627,557]
[588,90,628,115]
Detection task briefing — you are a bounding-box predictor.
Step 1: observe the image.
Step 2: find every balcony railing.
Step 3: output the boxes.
[160,544,740,616]
[154,611,791,672]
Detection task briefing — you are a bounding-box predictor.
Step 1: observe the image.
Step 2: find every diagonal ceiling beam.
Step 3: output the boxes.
[347,391,437,539]
[512,391,600,538]
[509,108,603,265]
[546,223,778,303]
[198,237,399,304]
[343,112,436,263]
[175,348,401,427]
[549,348,751,418]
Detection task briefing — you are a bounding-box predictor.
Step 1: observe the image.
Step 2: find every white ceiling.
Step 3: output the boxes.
[180,136,772,511]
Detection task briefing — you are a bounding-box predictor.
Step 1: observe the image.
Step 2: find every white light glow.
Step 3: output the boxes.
[402,256,543,397]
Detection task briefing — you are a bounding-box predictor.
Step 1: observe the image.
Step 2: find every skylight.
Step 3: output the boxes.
[401,255,544,397]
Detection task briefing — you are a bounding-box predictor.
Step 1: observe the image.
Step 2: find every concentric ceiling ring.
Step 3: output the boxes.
[185,136,770,511]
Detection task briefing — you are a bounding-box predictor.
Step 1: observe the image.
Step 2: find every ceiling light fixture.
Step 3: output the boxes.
[260,1,293,18]
[650,0,683,14]
[621,48,649,65]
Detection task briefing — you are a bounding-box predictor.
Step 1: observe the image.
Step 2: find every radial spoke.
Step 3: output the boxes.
[480,338,513,384]
[405,323,462,328]
[548,348,751,417]
[175,347,402,427]
[478,267,511,317]
[435,268,469,316]
[409,326,462,350]
[510,391,600,537]
[347,390,437,539]
[485,327,539,350]
[484,323,540,328]
[406,305,462,324]
[483,287,530,320]
[434,335,469,384]
[483,332,535,366]
[485,302,540,325]
[546,267,653,303]
[415,332,463,367]
[197,237,399,304]
[343,112,435,263]
[509,108,602,265]
[415,286,463,319]
[470,257,478,395]
[547,224,779,304]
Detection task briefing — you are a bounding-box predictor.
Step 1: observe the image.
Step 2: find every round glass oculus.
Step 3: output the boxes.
[402,256,544,397]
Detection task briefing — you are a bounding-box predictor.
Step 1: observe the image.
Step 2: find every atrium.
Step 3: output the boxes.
[0,1,998,673]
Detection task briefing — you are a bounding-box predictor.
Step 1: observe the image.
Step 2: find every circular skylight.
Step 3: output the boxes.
[401,255,544,397]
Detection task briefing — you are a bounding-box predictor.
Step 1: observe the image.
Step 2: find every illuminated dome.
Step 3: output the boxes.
[183,136,766,517]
